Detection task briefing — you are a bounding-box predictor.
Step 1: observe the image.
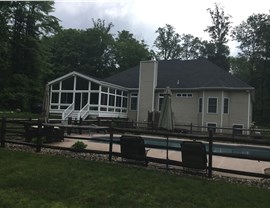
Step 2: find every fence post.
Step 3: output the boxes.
[109,121,113,161]
[190,123,193,134]
[36,119,42,153]
[208,129,213,178]
[79,117,82,135]
[67,117,72,135]
[232,126,235,139]
[1,117,6,148]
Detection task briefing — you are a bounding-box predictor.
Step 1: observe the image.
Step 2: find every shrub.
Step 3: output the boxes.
[71,141,87,151]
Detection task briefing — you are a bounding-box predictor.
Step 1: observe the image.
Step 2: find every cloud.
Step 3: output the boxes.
[53,0,270,54]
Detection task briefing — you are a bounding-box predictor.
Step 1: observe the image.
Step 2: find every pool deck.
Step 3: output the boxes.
[49,133,270,179]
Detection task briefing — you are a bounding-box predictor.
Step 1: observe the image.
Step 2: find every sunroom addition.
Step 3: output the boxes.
[48,72,128,120]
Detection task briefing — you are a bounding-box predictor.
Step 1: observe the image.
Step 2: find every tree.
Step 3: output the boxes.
[114,30,151,72]
[0,1,60,110]
[205,3,231,70]
[232,13,270,122]
[81,19,115,77]
[179,34,205,60]
[154,24,182,60]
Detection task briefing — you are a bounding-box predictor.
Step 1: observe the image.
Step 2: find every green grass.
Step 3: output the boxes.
[0,150,270,208]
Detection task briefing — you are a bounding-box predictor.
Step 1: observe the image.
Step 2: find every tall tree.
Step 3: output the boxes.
[154,24,182,60]
[179,34,205,60]
[0,1,60,110]
[232,13,270,122]
[205,3,231,70]
[114,30,151,72]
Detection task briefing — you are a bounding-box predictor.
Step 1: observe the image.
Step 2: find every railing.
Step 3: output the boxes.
[78,103,90,120]
[62,103,74,120]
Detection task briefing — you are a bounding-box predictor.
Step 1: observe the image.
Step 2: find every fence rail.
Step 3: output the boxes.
[1,117,270,179]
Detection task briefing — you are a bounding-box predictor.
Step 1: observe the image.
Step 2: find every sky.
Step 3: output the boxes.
[53,0,270,56]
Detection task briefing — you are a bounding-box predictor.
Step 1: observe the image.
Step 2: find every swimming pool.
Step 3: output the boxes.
[93,136,270,160]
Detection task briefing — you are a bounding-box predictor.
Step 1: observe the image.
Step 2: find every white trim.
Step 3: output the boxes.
[220,91,224,133]
[137,63,142,122]
[247,92,251,129]
[202,91,205,129]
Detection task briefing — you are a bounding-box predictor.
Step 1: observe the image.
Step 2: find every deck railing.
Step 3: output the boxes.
[78,103,90,120]
[62,103,74,120]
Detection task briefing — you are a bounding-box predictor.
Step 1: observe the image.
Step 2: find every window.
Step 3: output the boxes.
[51,93,59,103]
[101,93,108,105]
[60,93,73,104]
[224,98,229,114]
[130,93,138,111]
[199,98,202,113]
[176,93,193,98]
[76,77,89,90]
[109,95,115,106]
[61,77,74,90]
[91,82,99,90]
[52,83,60,90]
[208,98,217,113]
[159,94,164,111]
[90,93,99,104]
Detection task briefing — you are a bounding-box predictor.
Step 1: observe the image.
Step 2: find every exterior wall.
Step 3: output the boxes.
[155,91,199,125]
[154,89,252,134]
[137,61,158,122]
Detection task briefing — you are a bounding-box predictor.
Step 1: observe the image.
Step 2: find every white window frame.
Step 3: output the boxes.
[158,94,164,111]
[207,97,218,114]
[198,97,202,113]
[130,93,138,111]
[176,93,193,98]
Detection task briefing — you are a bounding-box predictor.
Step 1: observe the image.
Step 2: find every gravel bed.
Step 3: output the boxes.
[4,143,270,190]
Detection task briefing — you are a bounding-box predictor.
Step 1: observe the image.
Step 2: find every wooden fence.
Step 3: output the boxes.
[1,117,270,179]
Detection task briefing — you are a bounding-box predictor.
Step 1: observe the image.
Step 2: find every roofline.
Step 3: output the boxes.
[47,71,128,90]
[155,87,255,91]
[47,71,100,85]
[100,81,128,91]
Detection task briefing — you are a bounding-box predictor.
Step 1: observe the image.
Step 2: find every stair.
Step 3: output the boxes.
[69,111,80,120]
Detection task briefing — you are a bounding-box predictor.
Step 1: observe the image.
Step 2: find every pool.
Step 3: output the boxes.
[92,136,270,160]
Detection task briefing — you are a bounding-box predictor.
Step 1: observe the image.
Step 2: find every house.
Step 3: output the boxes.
[47,59,254,133]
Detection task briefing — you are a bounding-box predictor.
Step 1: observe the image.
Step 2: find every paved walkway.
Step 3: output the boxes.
[49,133,270,179]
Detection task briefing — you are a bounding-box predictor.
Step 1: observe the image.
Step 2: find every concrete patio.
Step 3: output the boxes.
[48,133,270,179]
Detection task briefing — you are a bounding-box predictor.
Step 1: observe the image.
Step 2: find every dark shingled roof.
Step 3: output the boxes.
[104,59,253,89]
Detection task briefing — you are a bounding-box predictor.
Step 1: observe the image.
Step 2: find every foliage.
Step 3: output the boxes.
[204,3,231,71]
[232,13,270,123]
[0,1,60,110]
[154,24,182,60]
[71,141,87,150]
[114,30,151,72]
[1,150,270,208]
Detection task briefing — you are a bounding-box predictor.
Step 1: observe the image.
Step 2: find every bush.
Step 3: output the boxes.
[71,141,87,151]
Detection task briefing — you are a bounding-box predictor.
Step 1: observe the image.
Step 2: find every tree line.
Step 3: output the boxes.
[0,2,269,124]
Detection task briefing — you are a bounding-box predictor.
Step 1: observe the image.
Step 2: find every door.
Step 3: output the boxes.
[75,93,81,110]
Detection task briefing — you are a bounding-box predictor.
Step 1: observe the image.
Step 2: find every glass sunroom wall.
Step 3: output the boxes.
[99,85,128,115]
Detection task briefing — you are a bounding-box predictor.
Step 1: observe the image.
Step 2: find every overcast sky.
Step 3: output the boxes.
[53,0,270,56]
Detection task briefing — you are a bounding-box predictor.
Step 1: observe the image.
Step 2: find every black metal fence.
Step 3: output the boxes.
[1,117,270,179]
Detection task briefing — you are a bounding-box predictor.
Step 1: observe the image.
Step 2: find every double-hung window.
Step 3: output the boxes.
[223,98,229,114]
[208,98,217,113]
[130,93,138,111]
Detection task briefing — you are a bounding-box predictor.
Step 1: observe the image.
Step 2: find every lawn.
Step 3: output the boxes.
[0,149,269,208]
